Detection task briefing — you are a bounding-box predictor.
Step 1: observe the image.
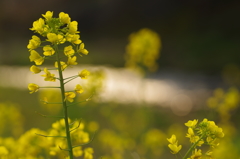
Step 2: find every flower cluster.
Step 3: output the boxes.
[167,118,224,159]
[27,11,90,102]
[0,119,93,159]
[125,28,161,74]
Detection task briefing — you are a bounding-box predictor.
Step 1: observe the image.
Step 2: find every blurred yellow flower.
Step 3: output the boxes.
[75,84,84,94]
[0,146,8,155]
[79,69,90,79]
[30,65,41,74]
[167,134,178,144]
[84,147,94,159]
[28,83,39,94]
[190,149,202,159]
[125,28,161,74]
[65,92,76,102]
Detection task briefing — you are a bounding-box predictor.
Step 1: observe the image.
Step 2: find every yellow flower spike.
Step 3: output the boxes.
[55,61,67,71]
[28,83,39,94]
[30,65,41,74]
[43,45,55,56]
[41,68,56,82]
[65,92,76,102]
[30,18,45,34]
[67,56,78,66]
[42,11,53,21]
[75,84,84,94]
[68,21,80,34]
[29,50,44,65]
[79,69,90,79]
[27,35,41,50]
[78,43,89,55]
[185,119,198,128]
[64,45,75,56]
[59,12,71,24]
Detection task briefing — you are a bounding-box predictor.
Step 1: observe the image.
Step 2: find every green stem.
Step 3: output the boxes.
[55,44,74,159]
[183,134,205,159]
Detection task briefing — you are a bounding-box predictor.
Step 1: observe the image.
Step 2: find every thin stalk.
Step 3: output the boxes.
[64,75,79,85]
[182,134,205,159]
[55,44,74,159]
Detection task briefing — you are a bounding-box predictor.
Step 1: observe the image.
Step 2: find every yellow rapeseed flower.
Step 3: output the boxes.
[185,119,198,128]
[27,35,41,50]
[67,56,78,66]
[41,68,56,82]
[47,33,65,44]
[55,61,67,71]
[78,43,89,55]
[190,149,202,159]
[79,69,90,79]
[28,83,39,94]
[43,45,55,56]
[68,21,79,34]
[30,65,41,74]
[167,135,182,154]
[65,92,76,102]
[59,12,71,24]
[167,134,178,144]
[75,84,84,94]
[168,144,182,154]
[30,18,45,35]
[42,11,53,21]
[186,128,199,143]
[64,45,75,56]
[29,50,44,65]
[66,34,82,44]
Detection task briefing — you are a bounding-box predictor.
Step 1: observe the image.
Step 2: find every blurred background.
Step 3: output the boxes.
[0,0,240,158]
